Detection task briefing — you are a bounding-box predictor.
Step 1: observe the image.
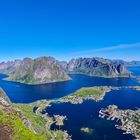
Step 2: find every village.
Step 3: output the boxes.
[99,105,140,140]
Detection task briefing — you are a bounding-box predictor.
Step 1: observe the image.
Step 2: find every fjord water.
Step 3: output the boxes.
[0,73,139,103]
[0,67,140,139]
[47,88,140,140]
[44,67,140,140]
[128,66,140,76]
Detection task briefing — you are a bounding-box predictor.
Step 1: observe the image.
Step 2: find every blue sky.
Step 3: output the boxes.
[0,0,140,61]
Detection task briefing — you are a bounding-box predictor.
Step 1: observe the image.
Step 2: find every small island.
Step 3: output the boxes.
[80,127,93,134]
[53,115,67,126]
[59,86,111,104]
[99,105,140,140]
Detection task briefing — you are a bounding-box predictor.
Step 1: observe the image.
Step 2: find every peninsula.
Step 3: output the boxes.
[59,86,111,104]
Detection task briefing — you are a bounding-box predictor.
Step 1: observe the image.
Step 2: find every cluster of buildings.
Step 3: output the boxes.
[99,105,140,140]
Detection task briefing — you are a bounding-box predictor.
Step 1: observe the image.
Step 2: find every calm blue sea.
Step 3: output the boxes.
[0,66,140,140]
[46,88,140,140]
[0,73,139,103]
[128,66,140,76]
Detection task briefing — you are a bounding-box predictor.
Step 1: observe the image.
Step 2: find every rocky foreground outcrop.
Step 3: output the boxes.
[0,88,72,140]
[0,57,70,84]
[66,57,130,77]
[0,88,35,139]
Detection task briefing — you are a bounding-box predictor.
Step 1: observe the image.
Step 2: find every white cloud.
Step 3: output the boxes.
[73,42,140,55]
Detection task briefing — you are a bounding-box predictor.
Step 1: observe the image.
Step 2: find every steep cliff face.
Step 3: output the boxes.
[67,58,130,77]
[0,57,70,84]
[32,57,70,84]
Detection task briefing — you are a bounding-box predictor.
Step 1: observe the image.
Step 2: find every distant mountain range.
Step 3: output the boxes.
[112,60,140,67]
[0,56,132,84]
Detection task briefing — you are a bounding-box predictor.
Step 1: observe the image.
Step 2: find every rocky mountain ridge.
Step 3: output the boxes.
[64,57,130,77]
[112,59,140,67]
[0,56,131,84]
[0,56,70,84]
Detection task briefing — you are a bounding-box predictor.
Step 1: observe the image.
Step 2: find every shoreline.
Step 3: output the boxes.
[7,85,140,105]
[58,86,112,104]
[0,72,132,86]
[1,85,140,139]
[58,86,140,105]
